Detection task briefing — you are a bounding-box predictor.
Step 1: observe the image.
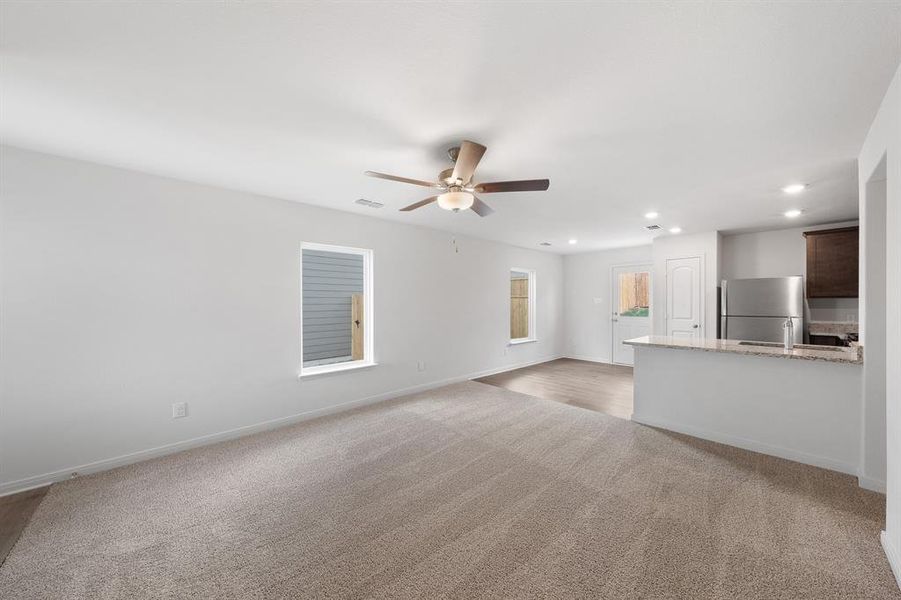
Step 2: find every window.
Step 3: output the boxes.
[617,271,650,317]
[510,268,536,343]
[300,243,374,376]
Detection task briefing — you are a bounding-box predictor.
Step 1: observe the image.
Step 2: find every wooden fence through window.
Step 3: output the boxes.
[510,277,529,339]
[619,272,650,313]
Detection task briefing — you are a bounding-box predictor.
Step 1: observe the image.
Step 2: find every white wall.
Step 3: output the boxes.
[861,172,887,493]
[652,231,721,339]
[0,146,565,494]
[563,245,653,362]
[721,221,860,323]
[858,61,900,583]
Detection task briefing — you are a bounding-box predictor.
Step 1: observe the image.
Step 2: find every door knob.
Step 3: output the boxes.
[692,324,699,329]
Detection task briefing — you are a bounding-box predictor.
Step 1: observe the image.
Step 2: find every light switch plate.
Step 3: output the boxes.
[172,402,188,419]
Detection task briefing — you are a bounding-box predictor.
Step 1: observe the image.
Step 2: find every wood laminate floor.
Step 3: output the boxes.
[474,358,634,419]
[0,487,49,567]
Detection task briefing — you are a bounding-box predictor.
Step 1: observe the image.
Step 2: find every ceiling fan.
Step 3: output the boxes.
[364,140,550,217]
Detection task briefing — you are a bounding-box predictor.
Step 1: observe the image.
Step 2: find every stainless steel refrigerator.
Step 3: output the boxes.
[720,277,805,343]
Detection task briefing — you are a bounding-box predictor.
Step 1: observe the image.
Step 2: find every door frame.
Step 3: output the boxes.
[664,254,705,339]
[610,262,653,365]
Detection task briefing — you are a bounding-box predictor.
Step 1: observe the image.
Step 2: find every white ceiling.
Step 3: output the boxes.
[2,2,900,254]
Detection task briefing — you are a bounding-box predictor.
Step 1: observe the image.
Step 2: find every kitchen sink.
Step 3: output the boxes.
[736,341,848,352]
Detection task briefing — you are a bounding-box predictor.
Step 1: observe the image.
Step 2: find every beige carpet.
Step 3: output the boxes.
[0,381,896,599]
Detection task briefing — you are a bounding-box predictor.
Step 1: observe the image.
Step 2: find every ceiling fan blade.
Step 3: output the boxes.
[470,197,494,217]
[451,140,487,184]
[365,171,442,188]
[473,179,550,193]
[399,196,438,212]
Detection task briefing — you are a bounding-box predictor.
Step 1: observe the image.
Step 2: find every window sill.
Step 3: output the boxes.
[508,338,538,346]
[298,360,378,379]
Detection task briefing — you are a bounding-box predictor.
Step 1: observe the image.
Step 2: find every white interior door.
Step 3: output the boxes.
[666,256,703,339]
[611,265,652,365]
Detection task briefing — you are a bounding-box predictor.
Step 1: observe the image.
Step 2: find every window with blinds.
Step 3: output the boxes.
[300,243,373,374]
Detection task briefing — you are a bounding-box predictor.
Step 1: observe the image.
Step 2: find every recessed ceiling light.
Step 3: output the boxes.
[781,183,807,195]
[669,227,682,234]
[645,211,659,219]
[568,239,578,245]
[784,209,803,218]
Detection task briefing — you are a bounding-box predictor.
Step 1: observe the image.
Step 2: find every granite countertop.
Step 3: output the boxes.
[623,335,863,365]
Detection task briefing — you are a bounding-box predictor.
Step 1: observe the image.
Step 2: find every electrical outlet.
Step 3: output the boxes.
[172,402,188,419]
[417,360,426,372]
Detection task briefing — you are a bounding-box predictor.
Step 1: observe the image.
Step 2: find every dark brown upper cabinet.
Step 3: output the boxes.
[803,226,859,298]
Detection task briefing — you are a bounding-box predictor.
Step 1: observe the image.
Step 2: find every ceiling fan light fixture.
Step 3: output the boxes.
[437,191,474,212]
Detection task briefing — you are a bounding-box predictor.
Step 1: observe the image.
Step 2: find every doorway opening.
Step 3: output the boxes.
[611,264,652,365]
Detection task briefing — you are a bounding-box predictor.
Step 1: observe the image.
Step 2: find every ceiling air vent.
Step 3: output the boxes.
[645,224,662,230]
[355,198,384,209]
[539,242,552,246]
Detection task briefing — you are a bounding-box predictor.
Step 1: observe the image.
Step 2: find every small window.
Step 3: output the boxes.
[300,243,373,376]
[510,268,536,343]
[618,271,650,317]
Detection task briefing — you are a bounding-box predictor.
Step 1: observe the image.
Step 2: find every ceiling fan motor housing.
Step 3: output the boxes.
[438,167,462,187]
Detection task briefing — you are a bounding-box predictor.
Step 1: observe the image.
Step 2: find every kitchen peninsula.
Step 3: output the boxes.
[624,335,863,479]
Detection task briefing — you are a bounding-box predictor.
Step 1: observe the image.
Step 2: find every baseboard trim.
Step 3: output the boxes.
[0,354,563,497]
[881,531,901,591]
[858,475,887,494]
[563,354,613,364]
[631,413,859,478]
[465,354,565,381]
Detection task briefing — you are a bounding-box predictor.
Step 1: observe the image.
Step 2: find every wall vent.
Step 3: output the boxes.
[645,224,662,230]
[355,198,384,208]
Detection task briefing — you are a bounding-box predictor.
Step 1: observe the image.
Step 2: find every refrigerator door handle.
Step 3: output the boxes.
[720,280,728,340]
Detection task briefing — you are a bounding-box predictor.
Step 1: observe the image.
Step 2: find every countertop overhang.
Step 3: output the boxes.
[624,336,862,365]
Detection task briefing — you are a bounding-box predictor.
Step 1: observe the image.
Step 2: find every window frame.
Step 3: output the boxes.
[299,242,375,378]
[509,267,537,345]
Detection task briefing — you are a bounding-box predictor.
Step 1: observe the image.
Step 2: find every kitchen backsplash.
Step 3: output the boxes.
[808,297,859,323]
